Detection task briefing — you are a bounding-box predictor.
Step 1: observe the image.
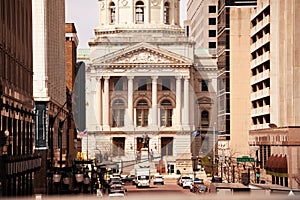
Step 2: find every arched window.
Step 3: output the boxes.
[112,99,125,127]
[136,100,148,127]
[135,1,144,24]
[163,2,170,24]
[109,2,116,24]
[201,110,209,127]
[160,100,172,127]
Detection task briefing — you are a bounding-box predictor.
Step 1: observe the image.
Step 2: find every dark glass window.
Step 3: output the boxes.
[209,6,217,13]
[138,79,147,90]
[209,30,216,37]
[201,80,208,91]
[201,110,209,127]
[209,18,216,25]
[162,78,170,90]
[113,78,123,91]
[209,42,216,48]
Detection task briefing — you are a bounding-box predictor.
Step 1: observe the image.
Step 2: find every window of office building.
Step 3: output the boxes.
[209,5,217,13]
[209,30,216,37]
[209,42,216,48]
[209,18,216,25]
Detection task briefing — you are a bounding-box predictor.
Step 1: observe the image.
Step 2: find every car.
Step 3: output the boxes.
[109,180,123,187]
[153,175,164,185]
[109,181,126,194]
[182,178,193,189]
[109,177,122,185]
[177,175,192,186]
[122,174,135,185]
[190,178,204,192]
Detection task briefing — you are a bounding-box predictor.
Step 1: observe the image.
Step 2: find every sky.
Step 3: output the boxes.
[66,0,187,48]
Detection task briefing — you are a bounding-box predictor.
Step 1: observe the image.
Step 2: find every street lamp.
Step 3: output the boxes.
[212,122,216,176]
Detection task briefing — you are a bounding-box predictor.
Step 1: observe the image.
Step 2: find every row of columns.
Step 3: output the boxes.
[90,75,190,130]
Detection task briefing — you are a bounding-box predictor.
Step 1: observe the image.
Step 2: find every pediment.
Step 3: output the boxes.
[92,43,192,65]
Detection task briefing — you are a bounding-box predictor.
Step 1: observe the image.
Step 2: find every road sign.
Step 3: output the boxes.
[237,156,254,162]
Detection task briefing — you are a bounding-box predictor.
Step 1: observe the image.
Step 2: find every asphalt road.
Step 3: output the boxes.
[3,180,299,200]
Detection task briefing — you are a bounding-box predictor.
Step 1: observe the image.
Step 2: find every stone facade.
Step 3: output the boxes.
[84,0,218,175]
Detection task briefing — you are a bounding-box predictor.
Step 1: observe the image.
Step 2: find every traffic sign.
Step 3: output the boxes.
[237,156,254,162]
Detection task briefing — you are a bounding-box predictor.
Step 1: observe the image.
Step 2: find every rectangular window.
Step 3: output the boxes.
[209,42,216,48]
[209,6,217,13]
[112,109,125,127]
[161,137,173,156]
[136,109,148,127]
[209,18,216,25]
[112,137,125,156]
[209,30,216,37]
[162,79,170,90]
[138,79,147,90]
[201,80,208,91]
[114,78,123,91]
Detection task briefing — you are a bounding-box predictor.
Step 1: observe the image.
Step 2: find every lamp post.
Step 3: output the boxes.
[212,122,216,176]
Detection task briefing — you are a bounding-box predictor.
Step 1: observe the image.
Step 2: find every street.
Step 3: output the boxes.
[2,179,298,200]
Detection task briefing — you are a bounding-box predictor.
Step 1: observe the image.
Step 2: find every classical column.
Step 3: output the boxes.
[127,76,134,127]
[183,76,190,126]
[151,76,158,127]
[96,77,102,128]
[103,76,110,129]
[175,76,182,126]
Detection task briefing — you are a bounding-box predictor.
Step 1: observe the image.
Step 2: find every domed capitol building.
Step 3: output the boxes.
[83,0,218,175]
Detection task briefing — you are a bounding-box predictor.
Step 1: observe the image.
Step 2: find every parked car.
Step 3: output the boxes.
[153,175,164,185]
[177,175,192,186]
[182,178,193,189]
[190,178,204,192]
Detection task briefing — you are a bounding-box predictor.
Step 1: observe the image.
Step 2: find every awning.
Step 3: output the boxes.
[266,154,288,177]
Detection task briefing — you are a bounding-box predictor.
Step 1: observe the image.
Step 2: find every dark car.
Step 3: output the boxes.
[190,178,205,192]
[212,176,222,183]
[122,175,136,185]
